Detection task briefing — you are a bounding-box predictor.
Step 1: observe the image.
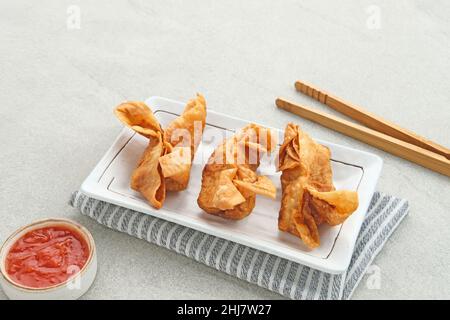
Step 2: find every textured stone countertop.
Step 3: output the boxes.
[1,0,449,299]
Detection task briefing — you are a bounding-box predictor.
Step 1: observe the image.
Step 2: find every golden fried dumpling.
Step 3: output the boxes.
[278,123,358,248]
[197,124,277,220]
[114,94,207,209]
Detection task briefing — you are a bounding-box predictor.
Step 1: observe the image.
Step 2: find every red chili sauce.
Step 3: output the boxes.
[5,226,89,288]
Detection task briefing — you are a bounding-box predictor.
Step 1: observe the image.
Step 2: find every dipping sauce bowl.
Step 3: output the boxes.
[0,218,97,300]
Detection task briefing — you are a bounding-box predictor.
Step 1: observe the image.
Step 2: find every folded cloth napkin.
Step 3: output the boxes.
[69,191,408,300]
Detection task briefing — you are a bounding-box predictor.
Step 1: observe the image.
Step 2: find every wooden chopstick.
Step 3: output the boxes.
[276,97,450,177]
[295,80,450,160]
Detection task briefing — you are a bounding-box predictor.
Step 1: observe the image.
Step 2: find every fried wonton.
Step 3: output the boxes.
[197,124,277,219]
[114,94,207,209]
[278,123,359,249]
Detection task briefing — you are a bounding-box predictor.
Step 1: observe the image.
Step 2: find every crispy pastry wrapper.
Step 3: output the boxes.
[114,101,163,139]
[114,94,206,208]
[130,132,166,209]
[197,124,277,220]
[278,123,359,249]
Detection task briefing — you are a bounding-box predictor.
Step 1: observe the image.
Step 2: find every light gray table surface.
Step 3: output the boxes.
[1,0,449,299]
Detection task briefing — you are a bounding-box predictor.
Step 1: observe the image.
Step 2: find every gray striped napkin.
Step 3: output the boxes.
[69,191,408,300]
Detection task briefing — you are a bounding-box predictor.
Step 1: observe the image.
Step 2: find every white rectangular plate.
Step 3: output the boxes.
[81,96,383,274]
